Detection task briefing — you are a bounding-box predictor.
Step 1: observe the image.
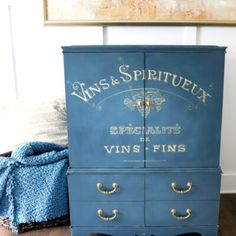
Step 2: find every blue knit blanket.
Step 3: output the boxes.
[0,142,69,234]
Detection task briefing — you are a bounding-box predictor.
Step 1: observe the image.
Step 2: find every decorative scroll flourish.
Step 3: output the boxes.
[124,89,165,118]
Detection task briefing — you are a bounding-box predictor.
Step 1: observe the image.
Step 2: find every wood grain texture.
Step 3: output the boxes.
[218,194,236,236]
[0,194,235,236]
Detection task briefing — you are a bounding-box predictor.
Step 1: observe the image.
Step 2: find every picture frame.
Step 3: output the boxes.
[44,0,236,25]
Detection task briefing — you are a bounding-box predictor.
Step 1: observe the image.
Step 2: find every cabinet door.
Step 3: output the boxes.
[64,52,145,167]
[145,51,225,167]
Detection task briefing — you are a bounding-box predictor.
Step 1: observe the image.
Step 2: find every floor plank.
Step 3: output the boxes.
[219,194,236,236]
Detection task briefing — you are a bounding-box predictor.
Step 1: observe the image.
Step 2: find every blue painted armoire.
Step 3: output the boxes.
[63,45,226,236]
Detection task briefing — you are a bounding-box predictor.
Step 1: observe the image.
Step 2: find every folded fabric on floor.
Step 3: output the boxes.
[0,142,69,234]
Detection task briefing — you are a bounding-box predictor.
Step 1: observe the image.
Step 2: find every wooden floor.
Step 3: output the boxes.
[218,194,236,236]
[0,194,235,236]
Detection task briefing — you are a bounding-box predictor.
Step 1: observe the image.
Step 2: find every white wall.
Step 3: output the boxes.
[1,0,236,192]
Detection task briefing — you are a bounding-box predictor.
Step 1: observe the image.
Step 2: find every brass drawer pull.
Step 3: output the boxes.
[97,209,119,221]
[171,208,192,220]
[97,182,119,195]
[171,182,192,194]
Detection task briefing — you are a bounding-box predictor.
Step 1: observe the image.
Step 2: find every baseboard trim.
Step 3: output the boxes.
[221,173,236,193]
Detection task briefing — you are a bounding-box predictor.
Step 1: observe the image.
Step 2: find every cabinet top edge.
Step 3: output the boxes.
[62,45,227,53]
[67,167,222,175]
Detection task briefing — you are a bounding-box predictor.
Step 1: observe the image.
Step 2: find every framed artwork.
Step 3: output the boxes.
[44,0,236,25]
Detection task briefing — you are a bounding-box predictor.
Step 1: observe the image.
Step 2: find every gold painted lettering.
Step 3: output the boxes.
[181,78,193,92]
[71,82,93,102]
[88,83,102,96]
[121,145,131,153]
[104,146,115,154]
[172,74,183,87]
[99,79,110,90]
[167,145,177,152]
[191,83,201,95]
[197,90,212,103]
[163,71,172,83]
[133,145,140,153]
[178,144,186,152]
[148,70,157,80]
[133,70,143,81]
[119,65,132,82]
[153,145,161,152]
[157,71,162,81]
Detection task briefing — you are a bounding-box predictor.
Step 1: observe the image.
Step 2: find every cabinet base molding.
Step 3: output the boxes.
[71,226,218,236]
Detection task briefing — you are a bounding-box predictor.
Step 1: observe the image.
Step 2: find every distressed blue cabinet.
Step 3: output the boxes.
[63,45,226,236]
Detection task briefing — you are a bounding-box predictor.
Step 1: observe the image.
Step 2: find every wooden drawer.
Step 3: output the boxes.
[145,171,221,200]
[70,201,144,227]
[146,201,219,226]
[68,174,144,201]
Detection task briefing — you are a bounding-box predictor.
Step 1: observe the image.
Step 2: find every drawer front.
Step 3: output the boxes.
[146,201,219,226]
[146,171,221,200]
[68,174,144,201]
[70,201,144,227]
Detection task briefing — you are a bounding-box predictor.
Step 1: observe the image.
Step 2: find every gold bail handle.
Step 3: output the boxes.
[97,209,119,221]
[171,182,192,194]
[171,208,192,220]
[97,182,119,195]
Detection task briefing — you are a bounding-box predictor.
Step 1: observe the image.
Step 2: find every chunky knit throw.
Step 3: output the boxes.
[0,142,69,234]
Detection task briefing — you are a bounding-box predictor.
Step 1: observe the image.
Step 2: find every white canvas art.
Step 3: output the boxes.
[44,0,236,24]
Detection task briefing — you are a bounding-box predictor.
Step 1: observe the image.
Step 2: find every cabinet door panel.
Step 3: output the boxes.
[64,53,145,167]
[145,52,225,167]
